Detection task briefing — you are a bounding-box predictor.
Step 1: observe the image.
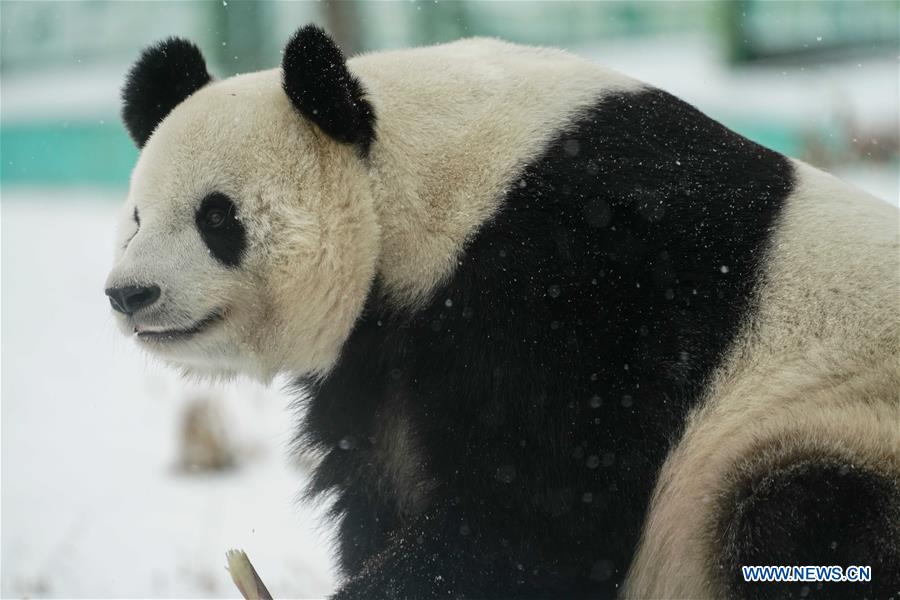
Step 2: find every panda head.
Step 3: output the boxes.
[105,26,379,382]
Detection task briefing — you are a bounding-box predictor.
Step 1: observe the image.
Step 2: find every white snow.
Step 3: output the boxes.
[1,189,337,598]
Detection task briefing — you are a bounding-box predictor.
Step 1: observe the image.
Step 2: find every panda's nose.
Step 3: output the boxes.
[105,285,161,315]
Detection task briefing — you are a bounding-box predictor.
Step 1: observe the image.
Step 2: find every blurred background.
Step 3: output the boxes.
[2,1,898,598]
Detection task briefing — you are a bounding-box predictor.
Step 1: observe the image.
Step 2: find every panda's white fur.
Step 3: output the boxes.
[625,162,900,598]
[109,30,900,599]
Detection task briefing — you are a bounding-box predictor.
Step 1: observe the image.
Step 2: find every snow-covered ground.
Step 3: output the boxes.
[1,190,337,598]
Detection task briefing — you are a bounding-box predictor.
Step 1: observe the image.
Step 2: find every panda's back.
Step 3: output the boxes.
[749,161,899,365]
[708,160,899,415]
[626,163,899,598]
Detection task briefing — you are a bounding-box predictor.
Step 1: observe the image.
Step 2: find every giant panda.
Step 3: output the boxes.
[105,25,900,599]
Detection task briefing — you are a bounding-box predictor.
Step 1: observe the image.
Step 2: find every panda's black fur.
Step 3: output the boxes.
[122,38,212,147]
[282,25,377,156]
[297,88,796,598]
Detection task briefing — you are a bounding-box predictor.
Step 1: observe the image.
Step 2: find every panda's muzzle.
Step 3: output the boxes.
[134,310,224,342]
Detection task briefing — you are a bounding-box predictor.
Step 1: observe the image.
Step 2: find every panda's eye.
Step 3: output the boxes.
[198,198,232,231]
[123,208,140,249]
[196,193,246,267]
[203,208,227,229]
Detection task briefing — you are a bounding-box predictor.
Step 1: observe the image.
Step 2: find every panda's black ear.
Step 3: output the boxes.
[282,25,376,156]
[121,38,212,148]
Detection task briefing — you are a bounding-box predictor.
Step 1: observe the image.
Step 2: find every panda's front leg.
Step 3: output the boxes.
[329,501,514,600]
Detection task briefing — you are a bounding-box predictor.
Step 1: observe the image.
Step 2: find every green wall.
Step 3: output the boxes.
[2,121,137,187]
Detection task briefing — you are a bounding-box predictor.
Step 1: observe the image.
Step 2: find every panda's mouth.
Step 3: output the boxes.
[134,310,224,342]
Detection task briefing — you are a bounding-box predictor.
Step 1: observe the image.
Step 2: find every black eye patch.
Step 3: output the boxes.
[195,193,246,267]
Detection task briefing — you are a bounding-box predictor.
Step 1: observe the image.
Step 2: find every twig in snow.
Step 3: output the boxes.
[226,549,274,600]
